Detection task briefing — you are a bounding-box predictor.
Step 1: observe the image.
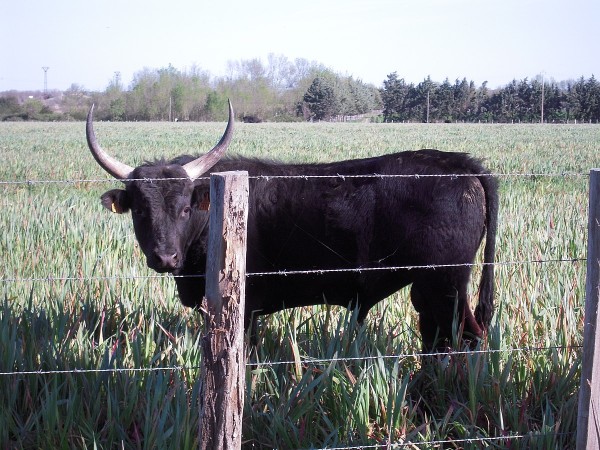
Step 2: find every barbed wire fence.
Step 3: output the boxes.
[0,344,582,377]
[0,257,587,284]
[1,169,596,448]
[0,170,589,186]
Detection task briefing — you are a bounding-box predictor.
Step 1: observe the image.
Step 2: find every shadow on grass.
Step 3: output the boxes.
[0,293,581,449]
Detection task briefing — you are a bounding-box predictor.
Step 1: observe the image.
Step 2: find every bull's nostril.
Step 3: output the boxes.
[154,251,179,269]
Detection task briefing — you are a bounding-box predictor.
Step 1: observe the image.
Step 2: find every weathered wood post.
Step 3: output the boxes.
[200,171,249,450]
[577,168,600,449]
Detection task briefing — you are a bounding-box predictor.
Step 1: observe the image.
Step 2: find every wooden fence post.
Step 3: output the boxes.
[577,168,600,449]
[200,171,249,450]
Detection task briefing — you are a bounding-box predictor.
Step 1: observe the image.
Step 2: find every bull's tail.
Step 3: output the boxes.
[474,173,499,330]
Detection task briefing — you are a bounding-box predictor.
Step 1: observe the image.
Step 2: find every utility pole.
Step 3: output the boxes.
[42,67,49,94]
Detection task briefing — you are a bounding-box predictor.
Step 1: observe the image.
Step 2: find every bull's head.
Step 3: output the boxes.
[86,101,234,274]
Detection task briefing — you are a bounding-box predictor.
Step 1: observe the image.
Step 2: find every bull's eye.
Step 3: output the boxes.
[181,206,191,218]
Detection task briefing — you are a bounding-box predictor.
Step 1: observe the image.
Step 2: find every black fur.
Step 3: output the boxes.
[102,150,498,350]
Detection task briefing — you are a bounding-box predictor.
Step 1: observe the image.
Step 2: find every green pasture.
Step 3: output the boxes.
[1,121,599,448]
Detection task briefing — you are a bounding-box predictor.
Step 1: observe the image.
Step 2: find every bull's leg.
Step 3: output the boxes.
[410,283,444,351]
[355,300,370,325]
[244,311,260,346]
[411,274,483,351]
[452,281,483,349]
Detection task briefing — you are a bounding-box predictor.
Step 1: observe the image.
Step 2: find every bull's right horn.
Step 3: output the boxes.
[183,99,234,181]
[86,104,134,180]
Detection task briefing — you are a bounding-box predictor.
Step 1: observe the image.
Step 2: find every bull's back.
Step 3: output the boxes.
[236,150,490,315]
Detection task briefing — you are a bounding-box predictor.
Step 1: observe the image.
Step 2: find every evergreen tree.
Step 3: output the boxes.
[581,75,599,122]
[381,72,411,122]
[437,78,454,122]
[303,75,338,121]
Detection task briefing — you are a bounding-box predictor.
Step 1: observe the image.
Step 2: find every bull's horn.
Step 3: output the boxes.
[183,99,234,180]
[86,104,134,180]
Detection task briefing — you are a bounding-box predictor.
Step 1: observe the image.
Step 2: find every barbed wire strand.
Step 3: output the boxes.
[308,432,577,450]
[0,257,586,284]
[0,345,578,377]
[0,171,590,186]
[312,434,524,450]
[251,345,580,368]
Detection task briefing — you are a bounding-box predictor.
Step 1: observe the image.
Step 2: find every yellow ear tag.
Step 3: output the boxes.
[111,202,118,213]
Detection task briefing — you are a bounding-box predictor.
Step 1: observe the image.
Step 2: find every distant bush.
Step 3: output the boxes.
[0,95,22,120]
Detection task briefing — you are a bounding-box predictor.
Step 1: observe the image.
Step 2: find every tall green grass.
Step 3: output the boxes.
[1,121,599,448]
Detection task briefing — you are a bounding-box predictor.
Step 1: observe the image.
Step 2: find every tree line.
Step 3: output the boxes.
[0,55,598,123]
[0,55,381,123]
[381,73,600,123]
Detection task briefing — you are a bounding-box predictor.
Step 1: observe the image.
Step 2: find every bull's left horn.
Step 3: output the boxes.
[86,104,134,180]
[183,100,234,180]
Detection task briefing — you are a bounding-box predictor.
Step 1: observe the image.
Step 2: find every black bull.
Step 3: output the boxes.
[86,102,498,349]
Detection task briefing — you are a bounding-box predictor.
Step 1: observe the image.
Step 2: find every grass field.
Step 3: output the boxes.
[1,121,599,449]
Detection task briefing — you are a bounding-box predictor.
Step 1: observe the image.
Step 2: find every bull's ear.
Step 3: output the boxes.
[192,187,211,211]
[100,189,130,214]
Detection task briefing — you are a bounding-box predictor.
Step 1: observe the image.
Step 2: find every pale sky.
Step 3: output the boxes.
[1,0,598,92]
